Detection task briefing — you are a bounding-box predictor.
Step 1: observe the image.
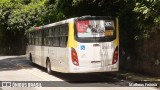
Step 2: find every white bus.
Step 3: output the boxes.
[26,16,119,73]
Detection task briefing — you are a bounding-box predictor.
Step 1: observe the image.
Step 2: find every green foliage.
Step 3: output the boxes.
[133,0,160,40]
[0,0,49,53]
[0,0,159,55]
[0,0,159,38]
[8,0,48,30]
[0,0,48,32]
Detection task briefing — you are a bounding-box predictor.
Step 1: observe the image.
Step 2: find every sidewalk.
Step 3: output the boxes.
[108,70,160,82]
[104,70,160,88]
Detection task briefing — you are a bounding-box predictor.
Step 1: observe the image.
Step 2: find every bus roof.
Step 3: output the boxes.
[27,16,114,32]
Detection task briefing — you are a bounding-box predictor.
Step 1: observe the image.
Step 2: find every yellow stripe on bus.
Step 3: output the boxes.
[67,22,78,48]
[114,18,119,47]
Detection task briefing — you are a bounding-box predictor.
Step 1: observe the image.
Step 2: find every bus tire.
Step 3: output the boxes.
[29,53,32,62]
[46,59,51,74]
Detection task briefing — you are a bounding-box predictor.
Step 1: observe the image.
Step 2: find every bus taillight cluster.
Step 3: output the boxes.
[71,48,79,66]
[112,46,118,65]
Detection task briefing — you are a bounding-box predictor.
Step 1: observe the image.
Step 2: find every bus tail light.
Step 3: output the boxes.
[71,48,79,66]
[112,46,118,64]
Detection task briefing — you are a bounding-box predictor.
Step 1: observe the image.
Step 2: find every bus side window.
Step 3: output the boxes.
[35,32,38,45]
[65,25,68,36]
[36,31,40,45]
[52,28,55,46]
[39,31,41,45]
[29,33,32,45]
[30,33,32,45]
[60,36,68,47]
[32,32,35,45]
[27,33,31,45]
[60,24,68,47]
[44,30,49,46]
[54,26,60,47]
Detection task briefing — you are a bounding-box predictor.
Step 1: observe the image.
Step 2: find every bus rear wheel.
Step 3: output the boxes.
[29,53,32,62]
[46,60,51,74]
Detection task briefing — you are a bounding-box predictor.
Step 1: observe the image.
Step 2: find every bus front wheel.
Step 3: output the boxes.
[46,60,51,74]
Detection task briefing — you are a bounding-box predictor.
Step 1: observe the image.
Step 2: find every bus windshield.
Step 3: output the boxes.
[76,19,116,42]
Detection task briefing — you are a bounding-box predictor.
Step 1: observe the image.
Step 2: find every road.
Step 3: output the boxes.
[0,56,158,90]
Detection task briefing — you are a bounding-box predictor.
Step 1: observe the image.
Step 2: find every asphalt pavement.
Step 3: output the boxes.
[0,56,159,90]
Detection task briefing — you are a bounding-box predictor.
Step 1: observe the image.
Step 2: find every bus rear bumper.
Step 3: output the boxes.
[68,65,119,73]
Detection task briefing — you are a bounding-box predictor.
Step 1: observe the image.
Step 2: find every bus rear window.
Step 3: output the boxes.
[76,20,115,38]
[75,19,116,42]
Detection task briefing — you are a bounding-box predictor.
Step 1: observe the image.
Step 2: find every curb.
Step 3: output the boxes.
[107,71,160,87]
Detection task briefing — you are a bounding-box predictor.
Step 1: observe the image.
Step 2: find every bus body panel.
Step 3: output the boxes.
[26,16,119,73]
[76,42,115,67]
[27,45,70,73]
[27,45,41,65]
[67,41,119,73]
[42,46,69,72]
[27,45,118,73]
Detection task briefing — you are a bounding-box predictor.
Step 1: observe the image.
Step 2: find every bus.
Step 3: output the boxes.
[26,16,119,73]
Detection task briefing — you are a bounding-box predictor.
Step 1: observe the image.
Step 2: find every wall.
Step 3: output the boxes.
[120,28,160,77]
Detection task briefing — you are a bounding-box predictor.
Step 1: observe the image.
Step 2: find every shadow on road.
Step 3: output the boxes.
[54,71,125,87]
[33,65,123,86]
[0,56,123,86]
[0,56,33,71]
[32,63,121,84]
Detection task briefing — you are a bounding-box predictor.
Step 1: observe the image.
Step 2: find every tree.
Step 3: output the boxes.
[0,0,159,55]
[133,0,160,39]
[0,0,49,54]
